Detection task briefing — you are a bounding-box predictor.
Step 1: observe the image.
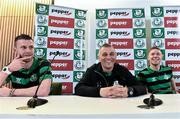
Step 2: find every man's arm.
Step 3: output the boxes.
[13,79,51,96]
[0,55,32,86]
[75,68,101,97]
[121,66,147,96]
[0,79,51,97]
[0,72,9,87]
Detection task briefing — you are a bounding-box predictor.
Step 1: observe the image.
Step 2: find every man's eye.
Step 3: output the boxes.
[102,54,108,57]
[110,53,115,56]
[21,46,26,49]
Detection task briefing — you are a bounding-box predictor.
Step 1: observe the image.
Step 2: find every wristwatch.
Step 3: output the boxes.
[2,66,12,75]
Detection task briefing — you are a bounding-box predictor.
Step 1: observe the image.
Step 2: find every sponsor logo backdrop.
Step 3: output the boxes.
[96,8,147,75]
[35,3,87,94]
[151,6,180,90]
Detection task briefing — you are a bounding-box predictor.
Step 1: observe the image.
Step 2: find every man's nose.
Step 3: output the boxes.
[25,48,32,52]
[106,54,112,58]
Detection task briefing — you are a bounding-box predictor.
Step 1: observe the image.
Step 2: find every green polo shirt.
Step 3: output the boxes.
[6,57,52,89]
[136,66,175,94]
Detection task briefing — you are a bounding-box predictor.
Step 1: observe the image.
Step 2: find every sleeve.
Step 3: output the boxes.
[39,59,53,82]
[121,66,147,97]
[74,68,101,97]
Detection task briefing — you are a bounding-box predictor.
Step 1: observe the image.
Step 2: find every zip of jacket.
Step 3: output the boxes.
[94,70,109,86]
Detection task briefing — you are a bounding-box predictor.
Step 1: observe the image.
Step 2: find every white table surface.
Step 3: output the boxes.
[0,94,180,119]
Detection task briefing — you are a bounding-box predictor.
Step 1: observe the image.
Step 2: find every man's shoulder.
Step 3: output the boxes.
[161,65,172,71]
[88,63,100,70]
[35,57,50,64]
[138,68,149,74]
[114,63,129,70]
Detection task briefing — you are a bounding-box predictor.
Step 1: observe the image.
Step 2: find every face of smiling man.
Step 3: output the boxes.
[148,48,163,69]
[14,39,34,63]
[98,45,117,72]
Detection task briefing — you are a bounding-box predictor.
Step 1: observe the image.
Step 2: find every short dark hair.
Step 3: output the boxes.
[100,43,112,49]
[148,46,161,54]
[15,34,32,42]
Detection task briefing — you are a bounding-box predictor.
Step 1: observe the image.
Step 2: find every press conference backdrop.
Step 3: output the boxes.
[34,3,87,94]
[35,3,180,94]
[95,8,147,75]
[150,6,180,90]
[1,1,180,93]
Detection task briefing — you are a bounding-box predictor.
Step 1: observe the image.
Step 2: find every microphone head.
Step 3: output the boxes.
[27,97,48,108]
[27,97,37,108]
[56,51,60,56]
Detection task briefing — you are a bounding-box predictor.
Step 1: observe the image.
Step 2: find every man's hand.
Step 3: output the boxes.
[100,85,128,98]
[8,54,32,72]
[0,86,11,96]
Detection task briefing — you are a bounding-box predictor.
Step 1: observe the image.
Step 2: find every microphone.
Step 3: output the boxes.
[27,51,59,108]
[138,89,177,109]
[143,91,163,108]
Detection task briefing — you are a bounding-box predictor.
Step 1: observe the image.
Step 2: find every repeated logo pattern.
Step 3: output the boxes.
[35,3,87,94]
[96,8,147,75]
[151,6,180,90]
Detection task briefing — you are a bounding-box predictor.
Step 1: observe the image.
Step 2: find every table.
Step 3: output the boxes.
[0,94,180,119]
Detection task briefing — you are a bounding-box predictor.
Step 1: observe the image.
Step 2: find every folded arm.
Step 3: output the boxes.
[0,79,51,97]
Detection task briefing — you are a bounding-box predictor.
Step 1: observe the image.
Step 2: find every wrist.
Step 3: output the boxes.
[2,66,12,75]
[9,89,16,97]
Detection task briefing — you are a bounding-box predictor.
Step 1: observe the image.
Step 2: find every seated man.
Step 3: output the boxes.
[136,47,178,94]
[0,34,52,97]
[75,43,147,98]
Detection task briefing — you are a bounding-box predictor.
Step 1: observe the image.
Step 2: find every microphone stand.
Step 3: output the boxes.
[138,89,177,109]
[143,90,163,108]
[27,51,59,108]
[143,93,163,108]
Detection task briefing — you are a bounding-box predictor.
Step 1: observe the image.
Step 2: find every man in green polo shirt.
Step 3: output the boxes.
[136,47,178,94]
[0,34,52,97]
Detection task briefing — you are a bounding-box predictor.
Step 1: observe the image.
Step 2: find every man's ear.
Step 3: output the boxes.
[115,52,117,59]
[13,47,17,58]
[97,54,100,60]
[161,53,164,59]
